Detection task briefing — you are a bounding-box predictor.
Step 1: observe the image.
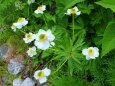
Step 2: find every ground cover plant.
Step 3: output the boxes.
[0,0,115,86]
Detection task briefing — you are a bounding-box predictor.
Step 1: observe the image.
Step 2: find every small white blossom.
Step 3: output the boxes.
[17,18,28,27]
[34,29,55,50]
[27,46,37,57]
[34,5,46,14]
[82,47,99,60]
[11,18,28,31]
[13,18,28,29]
[65,6,81,15]
[23,32,35,43]
[34,68,51,84]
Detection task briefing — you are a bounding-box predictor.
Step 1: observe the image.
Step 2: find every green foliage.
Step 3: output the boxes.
[102,20,115,57]
[0,0,115,86]
[95,0,115,12]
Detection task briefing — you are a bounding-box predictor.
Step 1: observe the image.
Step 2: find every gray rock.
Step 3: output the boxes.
[21,77,35,86]
[13,78,22,86]
[2,77,9,84]
[0,44,8,59]
[13,78,35,86]
[8,59,24,75]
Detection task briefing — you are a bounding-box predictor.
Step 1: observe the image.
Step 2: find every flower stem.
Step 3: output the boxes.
[19,29,26,34]
[43,14,48,30]
[52,56,69,74]
[72,14,75,42]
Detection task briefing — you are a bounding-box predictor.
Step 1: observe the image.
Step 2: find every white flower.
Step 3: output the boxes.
[27,0,35,5]
[34,29,55,50]
[11,23,17,32]
[23,32,35,43]
[13,22,22,29]
[34,67,51,84]
[65,6,81,15]
[34,5,46,14]
[12,18,28,30]
[82,47,99,60]
[17,18,28,26]
[27,46,37,57]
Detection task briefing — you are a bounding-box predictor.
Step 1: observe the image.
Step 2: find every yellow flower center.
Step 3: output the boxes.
[29,49,34,53]
[18,18,24,22]
[38,71,45,79]
[37,6,42,11]
[88,49,94,55]
[27,34,32,40]
[70,8,77,14]
[39,34,47,42]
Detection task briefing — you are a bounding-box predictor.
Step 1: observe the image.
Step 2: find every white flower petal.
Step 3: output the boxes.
[82,49,88,55]
[94,47,99,51]
[73,6,78,11]
[86,56,91,60]
[50,42,55,47]
[42,5,46,11]
[46,29,55,42]
[35,41,50,50]
[43,68,51,76]
[76,11,81,15]
[66,9,71,15]
[34,70,41,79]
[39,77,47,84]
[13,22,22,29]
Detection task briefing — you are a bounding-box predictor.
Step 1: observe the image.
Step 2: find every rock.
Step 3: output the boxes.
[8,59,24,75]
[2,77,9,84]
[13,78,22,86]
[0,44,8,59]
[21,77,35,86]
[13,78,35,86]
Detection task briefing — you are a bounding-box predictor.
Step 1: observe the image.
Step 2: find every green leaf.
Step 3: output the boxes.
[95,0,115,12]
[64,0,85,10]
[102,20,115,57]
[33,13,42,18]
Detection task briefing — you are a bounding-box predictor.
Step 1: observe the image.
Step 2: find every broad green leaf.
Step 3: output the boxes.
[102,20,115,57]
[64,0,85,10]
[95,0,115,12]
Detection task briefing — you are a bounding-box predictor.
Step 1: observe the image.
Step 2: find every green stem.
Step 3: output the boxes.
[19,29,26,34]
[52,56,69,74]
[26,27,34,33]
[43,14,48,30]
[72,14,75,42]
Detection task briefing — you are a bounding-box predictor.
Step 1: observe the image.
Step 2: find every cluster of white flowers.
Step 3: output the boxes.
[34,67,51,84]
[82,47,99,60]
[23,29,55,57]
[65,6,81,15]
[11,18,28,32]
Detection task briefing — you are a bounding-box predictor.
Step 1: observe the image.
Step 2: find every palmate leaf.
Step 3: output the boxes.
[95,0,115,13]
[102,20,115,57]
